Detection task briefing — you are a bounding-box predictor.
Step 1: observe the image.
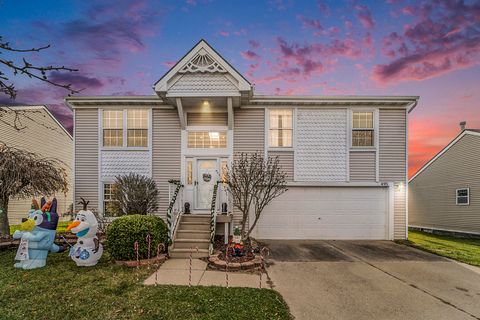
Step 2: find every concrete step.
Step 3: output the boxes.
[181,215,211,223]
[176,230,210,240]
[169,248,209,258]
[178,222,210,231]
[174,239,210,250]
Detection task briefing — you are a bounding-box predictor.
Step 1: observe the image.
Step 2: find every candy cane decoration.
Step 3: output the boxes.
[225,247,229,288]
[189,246,199,287]
[259,247,270,289]
[134,241,139,281]
[155,243,164,286]
[146,234,152,269]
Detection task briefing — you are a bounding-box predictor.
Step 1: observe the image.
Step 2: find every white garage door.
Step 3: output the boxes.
[252,187,389,240]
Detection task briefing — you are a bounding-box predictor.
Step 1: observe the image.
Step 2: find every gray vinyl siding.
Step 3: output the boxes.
[187,112,228,126]
[0,107,73,224]
[379,109,407,181]
[152,109,181,219]
[379,109,407,239]
[74,108,99,212]
[409,134,480,234]
[268,151,294,182]
[233,108,265,227]
[350,151,376,181]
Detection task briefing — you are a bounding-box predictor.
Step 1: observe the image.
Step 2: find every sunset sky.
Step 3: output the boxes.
[1,0,479,177]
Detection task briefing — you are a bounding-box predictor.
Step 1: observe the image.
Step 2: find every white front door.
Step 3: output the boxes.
[195,159,218,210]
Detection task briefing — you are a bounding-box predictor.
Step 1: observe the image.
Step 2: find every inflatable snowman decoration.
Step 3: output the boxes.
[66,198,103,266]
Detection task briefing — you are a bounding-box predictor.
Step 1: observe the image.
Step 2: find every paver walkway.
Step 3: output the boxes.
[144,258,270,288]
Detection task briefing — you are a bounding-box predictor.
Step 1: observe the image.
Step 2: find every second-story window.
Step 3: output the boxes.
[103,110,123,147]
[269,109,293,148]
[103,109,149,148]
[352,111,374,147]
[127,109,148,147]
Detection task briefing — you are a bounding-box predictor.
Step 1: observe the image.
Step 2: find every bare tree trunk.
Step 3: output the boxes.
[0,197,10,236]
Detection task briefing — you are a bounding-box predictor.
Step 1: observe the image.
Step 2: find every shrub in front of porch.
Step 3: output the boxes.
[106,215,167,261]
[108,173,159,216]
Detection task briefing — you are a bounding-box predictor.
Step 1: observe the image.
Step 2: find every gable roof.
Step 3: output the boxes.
[153,39,252,94]
[0,105,72,139]
[409,129,480,182]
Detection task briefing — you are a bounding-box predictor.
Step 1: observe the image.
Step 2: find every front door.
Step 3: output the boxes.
[195,159,218,210]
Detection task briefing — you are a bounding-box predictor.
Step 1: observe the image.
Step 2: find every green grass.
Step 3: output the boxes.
[0,250,291,320]
[9,220,71,235]
[407,229,480,267]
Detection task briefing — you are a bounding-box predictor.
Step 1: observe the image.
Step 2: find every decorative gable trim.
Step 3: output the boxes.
[154,39,251,94]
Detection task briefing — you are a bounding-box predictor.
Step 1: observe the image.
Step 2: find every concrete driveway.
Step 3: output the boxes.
[264,240,480,320]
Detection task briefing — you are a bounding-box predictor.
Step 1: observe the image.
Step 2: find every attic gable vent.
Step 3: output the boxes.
[179,49,226,74]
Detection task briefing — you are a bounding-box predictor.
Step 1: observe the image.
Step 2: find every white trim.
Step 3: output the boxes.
[286,181,387,187]
[72,109,76,211]
[409,130,480,182]
[227,97,233,130]
[346,109,351,182]
[375,109,380,182]
[388,182,395,240]
[405,109,409,238]
[455,187,470,205]
[176,98,185,129]
[98,109,103,214]
[408,225,480,236]
[293,107,298,182]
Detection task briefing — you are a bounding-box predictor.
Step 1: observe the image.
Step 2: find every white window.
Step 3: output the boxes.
[269,109,293,148]
[352,111,374,147]
[103,183,115,216]
[187,131,227,148]
[102,109,149,148]
[103,110,123,147]
[186,160,193,185]
[456,188,470,205]
[127,109,148,147]
[221,159,228,184]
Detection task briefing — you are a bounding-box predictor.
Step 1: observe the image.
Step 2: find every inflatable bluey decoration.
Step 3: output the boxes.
[67,198,103,266]
[13,197,65,269]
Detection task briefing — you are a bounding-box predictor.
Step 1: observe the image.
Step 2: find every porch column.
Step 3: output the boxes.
[176,98,186,129]
[227,97,233,130]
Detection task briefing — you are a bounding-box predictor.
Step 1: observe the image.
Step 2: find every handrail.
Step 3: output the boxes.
[167,179,183,245]
[209,181,220,253]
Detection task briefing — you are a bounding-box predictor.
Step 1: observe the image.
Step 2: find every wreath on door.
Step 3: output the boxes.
[203,173,212,182]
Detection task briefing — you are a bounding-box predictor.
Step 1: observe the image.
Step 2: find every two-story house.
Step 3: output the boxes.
[66,40,418,254]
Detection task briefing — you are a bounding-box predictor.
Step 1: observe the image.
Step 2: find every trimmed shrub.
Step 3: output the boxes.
[106,215,167,261]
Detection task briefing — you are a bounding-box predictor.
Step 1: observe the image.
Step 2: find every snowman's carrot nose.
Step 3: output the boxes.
[66,220,81,231]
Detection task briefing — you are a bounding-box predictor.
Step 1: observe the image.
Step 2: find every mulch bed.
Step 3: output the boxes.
[115,254,167,267]
[208,235,268,271]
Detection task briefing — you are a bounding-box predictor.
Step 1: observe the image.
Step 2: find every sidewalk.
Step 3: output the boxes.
[143,258,271,288]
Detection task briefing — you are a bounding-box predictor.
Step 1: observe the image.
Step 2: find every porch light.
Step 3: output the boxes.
[201,100,211,113]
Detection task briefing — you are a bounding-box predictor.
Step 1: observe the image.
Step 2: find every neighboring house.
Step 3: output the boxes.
[0,105,73,224]
[409,123,480,236]
[66,40,418,242]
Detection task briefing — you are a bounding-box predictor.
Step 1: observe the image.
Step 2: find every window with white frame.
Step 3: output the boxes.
[103,183,115,216]
[187,131,227,148]
[186,160,193,185]
[352,111,374,147]
[127,109,148,147]
[269,109,293,148]
[102,109,149,148]
[456,188,470,205]
[103,110,123,147]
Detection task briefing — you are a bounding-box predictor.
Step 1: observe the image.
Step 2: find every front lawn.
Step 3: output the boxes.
[0,250,291,320]
[407,229,480,267]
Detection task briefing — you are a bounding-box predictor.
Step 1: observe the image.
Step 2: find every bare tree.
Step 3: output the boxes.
[0,35,80,99]
[0,143,69,235]
[226,152,287,240]
[109,173,159,216]
[0,35,80,131]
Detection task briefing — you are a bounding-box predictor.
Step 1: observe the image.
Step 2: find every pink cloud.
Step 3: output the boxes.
[241,50,261,61]
[355,4,375,29]
[163,61,177,68]
[249,40,260,48]
[218,30,229,37]
[373,0,480,84]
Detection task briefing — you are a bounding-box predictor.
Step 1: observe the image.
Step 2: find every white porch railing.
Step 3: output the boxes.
[167,180,184,245]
